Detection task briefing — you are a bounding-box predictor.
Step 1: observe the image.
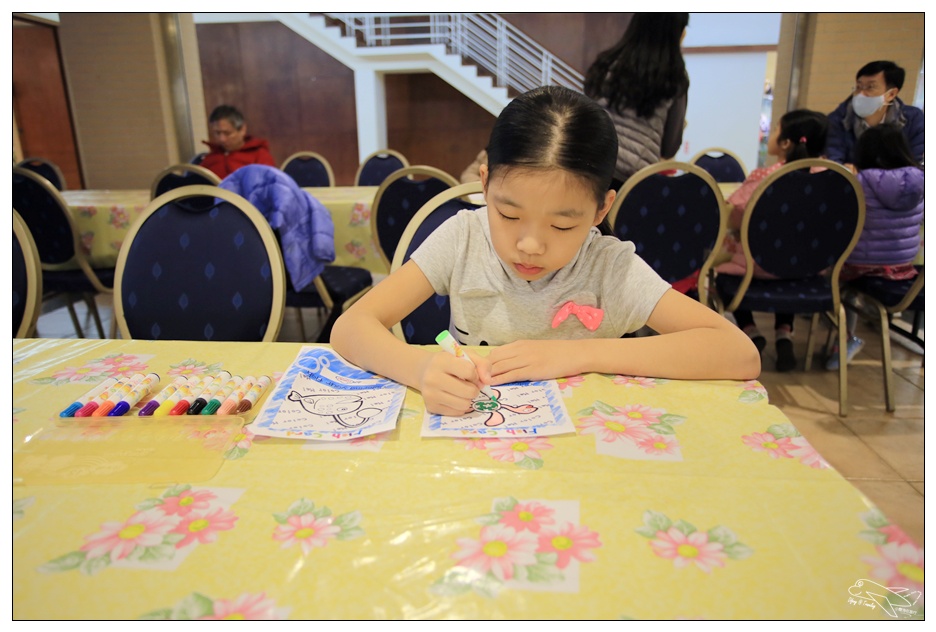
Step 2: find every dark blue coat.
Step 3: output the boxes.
[826,97,925,165]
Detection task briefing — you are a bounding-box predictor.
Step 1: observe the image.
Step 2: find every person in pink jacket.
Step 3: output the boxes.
[717,109,829,372]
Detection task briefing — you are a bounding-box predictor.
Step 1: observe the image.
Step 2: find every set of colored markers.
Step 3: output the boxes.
[59,372,272,418]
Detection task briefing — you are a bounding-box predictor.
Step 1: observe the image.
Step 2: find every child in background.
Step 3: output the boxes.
[716,109,829,372]
[332,86,760,416]
[826,123,924,369]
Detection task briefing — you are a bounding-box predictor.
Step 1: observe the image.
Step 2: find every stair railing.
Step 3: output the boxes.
[324,12,584,95]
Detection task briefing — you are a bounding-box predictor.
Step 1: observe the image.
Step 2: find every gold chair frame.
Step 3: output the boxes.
[149,163,221,200]
[17,156,68,190]
[280,151,336,187]
[114,185,286,343]
[353,148,410,186]
[689,147,748,181]
[13,210,43,338]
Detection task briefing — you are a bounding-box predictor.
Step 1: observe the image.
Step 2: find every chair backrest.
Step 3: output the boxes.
[114,185,286,342]
[371,165,460,270]
[13,210,43,338]
[689,148,747,183]
[12,167,112,293]
[151,163,222,200]
[354,149,410,186]
[608,160,726,305]
[281,152,335,187]
[190,152,208,165]
[390,182,485,344]
[17,157,67,191]
[732,159,865,305]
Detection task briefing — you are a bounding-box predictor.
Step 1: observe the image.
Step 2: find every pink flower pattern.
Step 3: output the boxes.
[862,542,925,598]
[452,524,538,582]
[499,502,556,534]
[576,409,655,443]
[786,436,830,469]
[200,592,288,620]
[536,523,602,569]
[636,434,678,456]
[486,438,553,463]
[158,489,217,517]
[649,527,728,573]
[556,375,585,391]
[273,514,341,554]
[612,375,660,388]
[742,432,794,458]
[171,507,238,548]
[81,510,177,561]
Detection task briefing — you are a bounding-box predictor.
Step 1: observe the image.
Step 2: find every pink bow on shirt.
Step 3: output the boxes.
[551,301,604,331]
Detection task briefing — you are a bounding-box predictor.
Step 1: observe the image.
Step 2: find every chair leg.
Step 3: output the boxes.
[295,307,307,342]
[315,308,342,344]
[875,302,896,412]
[837,304,848,417]
[83,293,106,338]
[804,313,820,372]
[65,294,85,338]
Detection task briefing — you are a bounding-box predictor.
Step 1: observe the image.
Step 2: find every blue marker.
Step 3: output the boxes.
[108,373,160,416]
[59,378,119,417]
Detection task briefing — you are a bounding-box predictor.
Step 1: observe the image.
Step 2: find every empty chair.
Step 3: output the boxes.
[17,157,67,191]
[13,210,43,338]
[281,152,335,188]
[608,160,726,306]
[354,149,410,186]
[846,268,924,412]
[370,165,460,271]
[709,159,865,416]
[13,167,114,338]
[390,182,485,344]
[690,148,747,183]
[150,163,221,199]
[114,185,285,342]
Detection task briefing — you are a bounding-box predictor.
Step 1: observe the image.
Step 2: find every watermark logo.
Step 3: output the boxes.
[847,579,922,619]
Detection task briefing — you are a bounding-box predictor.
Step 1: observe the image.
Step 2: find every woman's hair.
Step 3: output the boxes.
[777,109,828,162]
[583,13,690,118]
[853,123,920,170]
[486,85,618,206]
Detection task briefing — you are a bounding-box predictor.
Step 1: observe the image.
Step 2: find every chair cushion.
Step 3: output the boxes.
[13,171,76,265]
[13,230,27,336]
[44,268,115,294]
[715,273,835,313]
[695,154,745,183]
[358,156,405,186]
[285,266,372,308]
[848,271,925,311]
[376,177,454,263]
[284,158,331,187]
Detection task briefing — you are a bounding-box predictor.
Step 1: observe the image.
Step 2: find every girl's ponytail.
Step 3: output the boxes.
[778,110,828,162]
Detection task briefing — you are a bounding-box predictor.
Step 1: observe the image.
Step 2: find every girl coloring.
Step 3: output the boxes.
[331,86,760,416]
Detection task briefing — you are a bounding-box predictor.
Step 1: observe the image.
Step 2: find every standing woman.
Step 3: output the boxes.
[584,13,690,190]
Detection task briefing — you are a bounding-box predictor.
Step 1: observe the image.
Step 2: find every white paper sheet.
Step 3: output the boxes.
[421,380,576,438]
[247,347,406,441]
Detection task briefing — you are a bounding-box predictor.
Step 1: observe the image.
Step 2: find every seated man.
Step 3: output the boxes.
[201,105,275,179]
[826,60,924,167]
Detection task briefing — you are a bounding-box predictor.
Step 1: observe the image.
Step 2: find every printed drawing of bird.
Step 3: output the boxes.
[287,391,381,428]
[468,387,537,427]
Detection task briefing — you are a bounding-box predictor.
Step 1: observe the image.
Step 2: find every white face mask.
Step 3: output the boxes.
[852,93,888,118]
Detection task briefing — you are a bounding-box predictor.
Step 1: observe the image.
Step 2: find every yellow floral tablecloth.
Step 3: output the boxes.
[12,339,924,620]
[61,187,384,274]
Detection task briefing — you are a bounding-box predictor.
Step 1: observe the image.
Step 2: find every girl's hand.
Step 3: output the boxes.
[419,351,485,416]
[486,340,580,385]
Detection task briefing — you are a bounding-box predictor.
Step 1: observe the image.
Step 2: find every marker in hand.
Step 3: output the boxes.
[435,330,497,403]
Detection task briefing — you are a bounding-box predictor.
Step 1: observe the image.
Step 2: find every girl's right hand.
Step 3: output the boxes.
[418,351,485,416]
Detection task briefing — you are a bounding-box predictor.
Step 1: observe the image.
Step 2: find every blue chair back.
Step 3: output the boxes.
[609,161,725,304]
[355,150,408,186]
[13,224,28,336]
[115,186,285,342]
[691,149,747,183]
[282,152,334,187]
[17,158,66,191]
[390,182,484,344]
[13,167,78,267]
[371,166,459,270]
[151,164,221,200]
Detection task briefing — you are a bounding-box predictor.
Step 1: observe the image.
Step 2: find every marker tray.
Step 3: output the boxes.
[13,415,246,486]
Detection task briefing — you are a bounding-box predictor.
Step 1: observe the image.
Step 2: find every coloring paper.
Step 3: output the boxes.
[422,381,575,438]
[248,347,405,441]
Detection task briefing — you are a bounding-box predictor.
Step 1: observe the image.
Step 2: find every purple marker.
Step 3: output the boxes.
[108,373,160,417]
[138,376,187,416]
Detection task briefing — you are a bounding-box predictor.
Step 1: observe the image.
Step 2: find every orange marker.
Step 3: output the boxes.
[217,376,255,416]
[75,377,132,417]
[92,374,145,417]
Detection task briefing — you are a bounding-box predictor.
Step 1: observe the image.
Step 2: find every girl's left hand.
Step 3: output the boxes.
[486,340,579,385]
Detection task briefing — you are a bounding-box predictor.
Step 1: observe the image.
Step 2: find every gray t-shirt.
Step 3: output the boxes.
[410,208,670,346]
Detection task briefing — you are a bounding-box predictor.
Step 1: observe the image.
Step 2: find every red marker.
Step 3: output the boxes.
[74,378,131,417]
[169,375,212,416]
[92,374,145,417]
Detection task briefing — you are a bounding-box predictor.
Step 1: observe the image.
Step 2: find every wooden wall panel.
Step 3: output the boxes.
[12,20,83,189]
[501,13,633,74]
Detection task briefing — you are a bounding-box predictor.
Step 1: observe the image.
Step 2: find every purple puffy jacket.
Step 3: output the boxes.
[848,166,924,266]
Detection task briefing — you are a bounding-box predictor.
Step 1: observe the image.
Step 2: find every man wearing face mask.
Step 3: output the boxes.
[826,60,924,170]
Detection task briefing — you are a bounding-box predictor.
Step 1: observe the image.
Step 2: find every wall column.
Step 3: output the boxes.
[353,68,386,163]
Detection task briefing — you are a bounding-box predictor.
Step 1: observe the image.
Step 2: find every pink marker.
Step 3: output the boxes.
[91,374,145,417]
[217,376,255,415]
[74,378,132,417]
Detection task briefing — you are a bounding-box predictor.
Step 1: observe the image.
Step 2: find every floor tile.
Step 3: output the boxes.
[839,415,925,481]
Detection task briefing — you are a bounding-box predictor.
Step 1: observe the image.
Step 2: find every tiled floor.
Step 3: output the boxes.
[34,293,925,545]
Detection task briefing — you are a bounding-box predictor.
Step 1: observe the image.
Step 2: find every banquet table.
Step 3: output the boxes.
[61,186,382,273]
[12,338,924,620]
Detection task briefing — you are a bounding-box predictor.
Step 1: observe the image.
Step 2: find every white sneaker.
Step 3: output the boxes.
[825,336,865,371]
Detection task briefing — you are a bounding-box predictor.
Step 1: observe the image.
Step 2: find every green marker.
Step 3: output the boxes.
[201,375,242,415]
[435,330,497,403]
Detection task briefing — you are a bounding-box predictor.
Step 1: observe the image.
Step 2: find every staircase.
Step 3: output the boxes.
[271,12,584,117]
